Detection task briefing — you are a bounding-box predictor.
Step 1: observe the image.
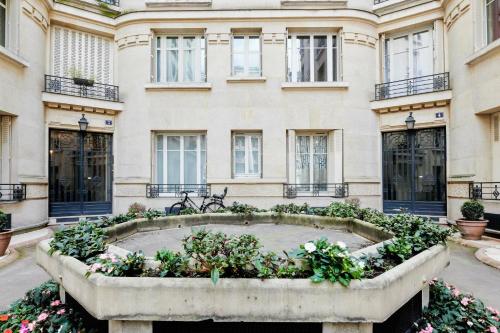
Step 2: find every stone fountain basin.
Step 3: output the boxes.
[36,213,449,323]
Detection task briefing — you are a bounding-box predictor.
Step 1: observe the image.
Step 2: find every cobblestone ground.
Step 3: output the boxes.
[1,233,499,311]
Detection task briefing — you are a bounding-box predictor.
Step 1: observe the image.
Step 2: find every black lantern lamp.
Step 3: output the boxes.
[78,114,89,132]
[405,112,416,130]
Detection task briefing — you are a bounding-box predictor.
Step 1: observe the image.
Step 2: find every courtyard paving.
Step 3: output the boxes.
[1,227,499,311]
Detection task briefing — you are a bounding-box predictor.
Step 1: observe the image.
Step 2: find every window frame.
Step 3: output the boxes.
[154,133,207,196]
[485,0,500,44]
[231,34,262,77]
[286,33,338,83]
[232,132,262,179]
[155,35,207,83]
[0,0,7,48]
[295,132,328,186]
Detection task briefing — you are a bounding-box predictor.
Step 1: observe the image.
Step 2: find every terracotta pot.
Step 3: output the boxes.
[0,229,13,256]
[456,219,489,240]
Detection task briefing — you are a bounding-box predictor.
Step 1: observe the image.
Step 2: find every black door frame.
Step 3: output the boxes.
[382,127,447,216]
[48,128,113,217]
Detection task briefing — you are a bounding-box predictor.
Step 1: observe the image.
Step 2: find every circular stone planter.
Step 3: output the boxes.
[36,213,450,333]
[456,219,489,240]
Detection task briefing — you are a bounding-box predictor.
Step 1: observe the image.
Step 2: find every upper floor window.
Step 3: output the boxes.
[0,0,6,47]
[384,29,432,82]
[233,133,262,178]
[231,35,261,76]
[287,34,338,82]
[486,0,500,44]
[156,35,206,83]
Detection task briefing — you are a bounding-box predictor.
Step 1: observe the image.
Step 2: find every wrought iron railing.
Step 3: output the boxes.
[99,0,119,6]
[469,182,500,201]
[375,72,450,101]
[283,183,349,199]
[374,0,390,4]
[0,184,26,202]
[44,75,120,102]
[146,184,211,198]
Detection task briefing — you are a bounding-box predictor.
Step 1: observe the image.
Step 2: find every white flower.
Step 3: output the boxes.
[358,261,366,269]
[467,321,473,327]
[336,241,347,249]
[304,242,316,253]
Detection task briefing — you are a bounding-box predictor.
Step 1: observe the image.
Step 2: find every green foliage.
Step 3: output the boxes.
[324,201,360,218]
[460,200,484,221]
[0,210,7,231]
[226,202,264,218]
[142,208,165,220]
[49,222,106,262]
[271,203,310,216]
[86,252,145,278]
[179,207,199,215]
[128,202,146,217]
[154,249,189,277]
[416,279,500,333]
[377,237,413,263]
[291,238,364,286]
[98,213,135,227]
[0,280,93,333]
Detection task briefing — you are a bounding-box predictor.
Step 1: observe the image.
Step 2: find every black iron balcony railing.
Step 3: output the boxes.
[146,184,211,198]
[374,0,390,4]
[44,75,120,102]
[469,182,500,201]
[375,72,450,101]
[283,183,349,199]
[99,0,120,6]
[0,184,26,202]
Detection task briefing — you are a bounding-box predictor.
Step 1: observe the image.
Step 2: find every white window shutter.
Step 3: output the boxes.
[52,26,114,84]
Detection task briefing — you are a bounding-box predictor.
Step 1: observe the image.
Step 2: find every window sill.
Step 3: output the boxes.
[466,39,500,66]
[145,83,212,91]
[145,0,212,7]
[226,76,267,83]
[281,82,349,90]
[0,46,29,68]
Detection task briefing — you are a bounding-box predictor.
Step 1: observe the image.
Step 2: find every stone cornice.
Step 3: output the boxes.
[22,0,50,32]
[443,0,470,31]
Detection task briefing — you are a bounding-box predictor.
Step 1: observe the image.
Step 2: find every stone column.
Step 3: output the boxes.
[109,320,153,333]
[323,323,373,333]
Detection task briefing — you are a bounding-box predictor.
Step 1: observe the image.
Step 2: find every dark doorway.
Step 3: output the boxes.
[383,127,446,216]
[153,321,322,333]
[49,129,113,217]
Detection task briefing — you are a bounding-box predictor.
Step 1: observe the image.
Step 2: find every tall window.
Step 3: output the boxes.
[486,0,500,44]
[156,134,207,189]
[0,0,6,47]
[287,34,337,82]
[156,36,206,83]
[233,133,262,178]
[295,134,327,189]
[232,35,261,76]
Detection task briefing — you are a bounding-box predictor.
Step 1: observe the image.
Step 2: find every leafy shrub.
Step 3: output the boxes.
[142,208,165,220]
[324,202,360,219]
[128,202,146,217]
[49,222,106,262]
[0,280,92,333]
[0,210,7,231]
[154,249,189,277]
[179,207,199,215]
[87,252,145,278]
[98,214,135,227]
[226,202,263,218]
[271,203,310,216]
[461,200,484,221]
[416,279,499,333]
[291,238,364,286]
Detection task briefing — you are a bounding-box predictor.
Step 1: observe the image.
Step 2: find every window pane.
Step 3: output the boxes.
[200,37,206,82]
[233,36,245,52]
[166,37,178,49]
[250,151,259,174]
[313,136,327,187]
[413,31,432,77]
[167,136,180,150]
[314,36,328,82]
[391,36,409,81]
[248,53,261,76]
[184,136,197,150]
[234,136,245,151]
[0,2,5,47]
[233,53,245,76]
[295,136,310,185]
[156,37,162,82]
[184,49,195,82]
[166,50,178,82]
[287,36,292,82]
[249,36,260,52]
[296,36,311,82]
[332,36,338,81]
[486,0,500,43]
[184,150,197,184]
[235,151,245,175]
[167,150,180,185]
[156,135,164,184]
[200,150,206,184]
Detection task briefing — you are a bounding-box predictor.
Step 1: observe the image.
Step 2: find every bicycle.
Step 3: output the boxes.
[168,187,227,215]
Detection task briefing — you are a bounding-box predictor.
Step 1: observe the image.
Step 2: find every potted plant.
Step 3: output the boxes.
[456,200,489,240]
[0,210,13,256]
[68,67,95,87]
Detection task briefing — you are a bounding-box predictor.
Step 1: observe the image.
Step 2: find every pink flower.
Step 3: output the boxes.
[50,300,61,307]
[27,323,35,332]
[20,322,29,333]
[37,312,48,322]
[461,297,471,306]
[452,289,460,297]
[493,316,499,321]
[418,324,433,333]
[488,307,500,316]
[56,309,65,315]
[489,327,498,333]
[111,257,118,263]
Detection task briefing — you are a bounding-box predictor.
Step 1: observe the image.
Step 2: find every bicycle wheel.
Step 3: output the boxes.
[203,202,225,213]
[169,202,186,215]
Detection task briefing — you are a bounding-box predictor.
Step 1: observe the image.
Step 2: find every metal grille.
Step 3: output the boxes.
[0,184,26,202]
[375,73,450,101]
[470,182,500,201]
[283,183,348,199]
[44,75,119,102]
[146,184,211,198]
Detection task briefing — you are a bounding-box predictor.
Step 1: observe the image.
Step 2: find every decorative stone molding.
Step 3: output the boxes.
[207,33,230,45]
[22,1,49,32]
[376,99,450,113]
[281,0,347,7]
[262,33,286,45]
[444,0,470,30]
[342,32,377,48]
[116,34,151,50]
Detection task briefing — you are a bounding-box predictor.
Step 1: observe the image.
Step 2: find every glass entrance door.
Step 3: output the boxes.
[49,129,113,217]
[382,127,446,216]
